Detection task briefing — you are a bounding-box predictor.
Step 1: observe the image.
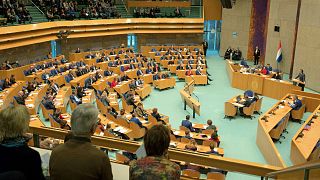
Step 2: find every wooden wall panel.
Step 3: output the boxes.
[203,0,222,20]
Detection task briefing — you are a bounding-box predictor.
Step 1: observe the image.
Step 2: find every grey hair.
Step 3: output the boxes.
[0,105,30,142]
[71,104,99,135]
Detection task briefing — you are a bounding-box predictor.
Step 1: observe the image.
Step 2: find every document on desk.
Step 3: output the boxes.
[232,102,244,107]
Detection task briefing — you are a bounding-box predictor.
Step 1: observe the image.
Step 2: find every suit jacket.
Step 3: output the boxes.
[130,117,143,128]
[254,49,260,58]
[291,99,302,110]
[70,95,81,105]
[49,136,113,180]
[195,69,202,75]
[151,112,162,121]
[181,120,194,132]
[15,96,25,105]
[44,100,55,109]
[137,69,143,76]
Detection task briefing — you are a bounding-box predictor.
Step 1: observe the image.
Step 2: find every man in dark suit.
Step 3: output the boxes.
[181,115,195,132]
[15,91,26,105]
[129,114,143,128]
[294,69,306,91]
[43,96,55,110]
[202,40,208,56]
[70,91,82,105]
[253,46,261,65]
[85,75,94,89]
[129,62,136,70]
[104,70,113,76]
[76,83,86,98]
[239,96,252,115]
[288,95,302,110]
[136,67,144,76]
[145,66,153,74]
[50,82,59,94]
[151,108,165,124]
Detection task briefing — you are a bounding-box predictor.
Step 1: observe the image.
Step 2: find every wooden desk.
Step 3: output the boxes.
[135,84,152,99]
[114,80,131,95]
[82,89,95,104]
[49,71,69,86]
[153,78,176,90]
[172,129,211,143]
[291,105,320,165]
[185,75,207,85]
[127,0,192,8]
[263,78,301,100]
[25,84,49,115]
[172,142,224,156]
[98,114,133,139]
[0,81,25,110]
[141,74,153,84]
[69,73,91,87]
[54,86,71,113]
[92,74,118,91]
[180,89,200,118]
[29,115,45,128]
[176,69,206,79]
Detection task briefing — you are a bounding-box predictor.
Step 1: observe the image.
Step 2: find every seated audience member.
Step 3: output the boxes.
[52,108,70,130]
[70,91,82,105]
[183,129,192,139]
[145,66,153,74]
[239,95,252,115]
[3,78,11,89]
[266,64,273,71]
[50,81,59,94]
[43,96,55,110]
[26,81,36,93]
[288,95,302,110]
[75,48,81,53]
[76,83,86,98]
[0,105,45,180]
[130,113,143,128]
[261,66,269,75]
[137,67,144,76]
[195,66,212,83]
[107,106,118,118]
[151,108,165,123]
[9,75,16,84]
[117,109,129,122]
[85,75,95,89]
[14,91,26,105]
[272,72,282,80]
[224,46,232,59]
[181,115,195,132]
[49,104,113,180]
[129,125,180,179]
[209,131,220,147]
[206,141,219,155]
[135,103,148,120]
[185,139,197,151]
[206,120,217,131]
[100,92,110,106]
[110,78,118,88]
[233,47,242,60]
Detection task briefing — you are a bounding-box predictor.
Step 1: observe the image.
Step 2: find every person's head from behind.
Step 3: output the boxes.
[186,115,190,121]
[207,119,212,126]
[185,129,190,136]
[71,104,99,136]
[152,108,158,114]
[144,124,170,157]
[300,69,304,74]
[0,105,30,142]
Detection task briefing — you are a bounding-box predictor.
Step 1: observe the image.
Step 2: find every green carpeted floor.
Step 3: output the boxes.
[38,50,318,180]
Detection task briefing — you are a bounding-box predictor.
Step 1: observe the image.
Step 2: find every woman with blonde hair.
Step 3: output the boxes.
[0,105,45,179]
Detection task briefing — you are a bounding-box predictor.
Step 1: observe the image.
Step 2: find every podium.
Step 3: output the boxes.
[180,80,200,118]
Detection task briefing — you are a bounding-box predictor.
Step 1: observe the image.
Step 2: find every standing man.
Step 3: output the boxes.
[202,40,208,56]
[253,46,260,65]
[294,69,306,91]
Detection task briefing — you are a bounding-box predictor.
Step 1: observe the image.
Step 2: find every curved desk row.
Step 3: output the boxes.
[0,81,25,109]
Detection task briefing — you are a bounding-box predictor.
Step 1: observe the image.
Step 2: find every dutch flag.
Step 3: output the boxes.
[276,41,283,63]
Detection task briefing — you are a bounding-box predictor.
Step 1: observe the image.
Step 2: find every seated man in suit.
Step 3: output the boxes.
[76,83,86,98]
[52,108,71,130]
[206,119,217,131]
[161,72,169,79]
[266,64,272,72]
[145,66,153,74]
[129,113,143,128]
[42,72,51,83]
[272,72,282,80]
[9,75,16,84]
[43,96,55,110]
[136,67,144,77]
[153,73,161,80]
[26,81,36,93]
[75,48,80,53]
[70,91,82,105]
[239,95,252,116]
[15,91,26,105]
[104,69,113,76]
[195,66,212,84]
[67,71,75,81]
[2,78,11,89]
[181,115,195,132]
[176,63,184,70]
[84,75,95,89]
[151,108,165,124]
[288,95,302,110]
[183,129,193,139]
[95,71,102,80]
[50,81,60,94]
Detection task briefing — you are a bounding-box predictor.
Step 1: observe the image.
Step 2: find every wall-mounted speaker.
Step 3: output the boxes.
[274,26,280,32]
[220,0,233,9]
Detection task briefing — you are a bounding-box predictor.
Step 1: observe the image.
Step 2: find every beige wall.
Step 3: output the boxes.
[265,0,298,73]
[136,33,203,51]
[220,0,252,58]
[294,0,320,92]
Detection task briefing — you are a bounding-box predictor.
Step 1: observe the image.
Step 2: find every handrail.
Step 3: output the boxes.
[121,0,129,13]
[30,0,45,15]
[29,126,281,177]
[265,160,320,179]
